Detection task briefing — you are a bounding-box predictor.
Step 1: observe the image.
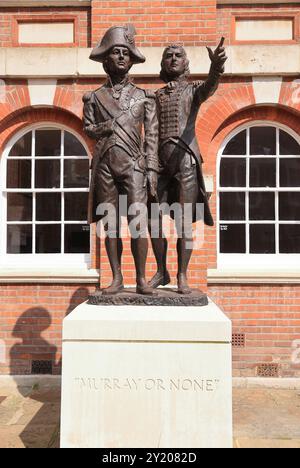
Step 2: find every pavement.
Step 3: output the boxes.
[0,385,300,448]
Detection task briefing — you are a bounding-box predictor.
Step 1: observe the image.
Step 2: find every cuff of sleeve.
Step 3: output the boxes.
[147,157,159,173]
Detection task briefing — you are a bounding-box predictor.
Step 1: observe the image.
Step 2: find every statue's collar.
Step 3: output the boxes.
[166,76,188,93]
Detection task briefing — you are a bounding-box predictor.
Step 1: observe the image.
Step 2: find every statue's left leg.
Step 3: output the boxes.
[127,168,156,296]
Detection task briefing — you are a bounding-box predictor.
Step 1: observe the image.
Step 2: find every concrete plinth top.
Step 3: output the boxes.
[63,299,231,343]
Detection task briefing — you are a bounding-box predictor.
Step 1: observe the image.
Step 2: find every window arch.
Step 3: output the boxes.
[0,124,91,267]
[217,122,300,269]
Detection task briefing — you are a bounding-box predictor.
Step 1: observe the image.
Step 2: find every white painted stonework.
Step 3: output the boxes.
[28,79,57,106]
[252,76,283,104]
[19,22,74,44]
[236,19,293,42]
[1,45,299,78]
[60,300,233,448]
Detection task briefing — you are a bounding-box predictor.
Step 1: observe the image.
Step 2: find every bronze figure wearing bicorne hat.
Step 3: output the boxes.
[83,25,159,296]
[89,25,146,64]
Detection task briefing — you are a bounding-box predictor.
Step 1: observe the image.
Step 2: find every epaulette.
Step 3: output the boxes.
[193,80,204,88]
[144,89,156,99]
[82,91,93,103]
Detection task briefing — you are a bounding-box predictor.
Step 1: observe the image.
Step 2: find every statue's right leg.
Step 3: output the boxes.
[96,155,124,295]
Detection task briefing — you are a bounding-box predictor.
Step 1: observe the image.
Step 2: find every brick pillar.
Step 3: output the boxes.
[91,0,217,47]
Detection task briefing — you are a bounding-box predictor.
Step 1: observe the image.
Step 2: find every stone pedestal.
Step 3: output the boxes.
[60,300,232,448]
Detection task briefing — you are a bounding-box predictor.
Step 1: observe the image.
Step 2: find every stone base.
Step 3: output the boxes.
[88,287,208,307]
[60,300,232,448]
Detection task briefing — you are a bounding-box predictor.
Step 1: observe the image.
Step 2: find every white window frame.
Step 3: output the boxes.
[0,122,91,269]
[217,121,300,270]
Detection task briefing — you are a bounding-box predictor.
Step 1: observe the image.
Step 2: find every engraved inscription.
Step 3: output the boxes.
[74,377,221,392]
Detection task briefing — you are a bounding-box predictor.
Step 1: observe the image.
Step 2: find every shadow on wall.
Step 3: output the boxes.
[7,288,90,448]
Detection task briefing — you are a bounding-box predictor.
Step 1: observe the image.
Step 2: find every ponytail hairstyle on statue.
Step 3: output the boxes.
[160,45,190,83]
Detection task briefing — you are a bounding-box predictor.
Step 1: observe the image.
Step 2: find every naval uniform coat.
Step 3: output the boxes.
[82,81,159,224]
[156,69,222,226]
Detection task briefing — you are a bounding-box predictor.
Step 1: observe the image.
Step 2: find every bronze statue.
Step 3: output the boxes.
[149,39,227,294]
[83,25,159,296]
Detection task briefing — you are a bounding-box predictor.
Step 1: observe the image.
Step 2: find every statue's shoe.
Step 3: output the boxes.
[177,286,192,295]
[148,271,171,289]
[177,274,192,295]
[102,284,124,295]
[136,285,158,296]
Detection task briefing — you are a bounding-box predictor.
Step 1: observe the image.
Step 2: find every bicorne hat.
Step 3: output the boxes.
[89,24,145,64]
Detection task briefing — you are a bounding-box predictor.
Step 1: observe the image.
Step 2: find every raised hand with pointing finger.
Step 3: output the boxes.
[207,37,227,74]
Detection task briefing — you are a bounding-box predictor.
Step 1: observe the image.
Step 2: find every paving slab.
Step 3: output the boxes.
[0,385,300,448]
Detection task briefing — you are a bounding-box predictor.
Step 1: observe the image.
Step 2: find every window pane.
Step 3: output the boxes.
[35,160,60,188]
[7,193,32,222]
[64,160,89,188]
[35,130,61,156]
[250,224,275,254]
[250,158,276,188]
[250,127,276,155]
[36,193,61,221]
[220,224,246,253]
[220,158,246,187]
[9,132,32,157]
[36,225,61,253]
[280,225,300,253]
[7,225,32,253]
[64,132,87,156]
[249,192,275,221]
[280,159,300,187]
[65,193,88,221]
[223,130,246,155]
[279,192,300,221]
[65,224,90,253]
[7,160,31,189]
[280,130,300,156]
[220,192,245,221]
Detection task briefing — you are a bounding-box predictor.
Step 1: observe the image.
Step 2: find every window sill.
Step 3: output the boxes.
[0,268,99,284]
[208,269,300,284]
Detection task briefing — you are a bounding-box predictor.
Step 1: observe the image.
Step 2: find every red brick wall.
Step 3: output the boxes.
[217,3,300,45]
[0,7,91,47]
[209,285,300,378]
[91,0,217,46]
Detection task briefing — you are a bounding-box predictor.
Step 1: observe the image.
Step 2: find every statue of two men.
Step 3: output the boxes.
[83,25,227,296]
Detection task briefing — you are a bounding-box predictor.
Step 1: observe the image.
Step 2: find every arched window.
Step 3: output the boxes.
[0,124,90,267]
[218,123,300,269]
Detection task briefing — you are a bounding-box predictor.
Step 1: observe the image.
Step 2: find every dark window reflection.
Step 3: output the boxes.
[65,224,90,253]
[220,192,245,221]
[279,193,300,221]
[250,224,275,254]
[64,132,87,156]
[223,130,246,156]
[280,225,300,253]
[35,160,60,188]
[35,130,61,157]
[7,160,31,189]
[280,130,300,156]
[220,158,246,187]
[7,225,32,253]
[36,193,61,221]
[65,193,88,221]
[9,132,32,157]
[250,127,276,155]
[220,224,246,253]
[250,158,276,188]
[64,160,89,188]
[280,159,300,187]
[36,225,61,253]
[249,192,275,221]
[7,193,32,222]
